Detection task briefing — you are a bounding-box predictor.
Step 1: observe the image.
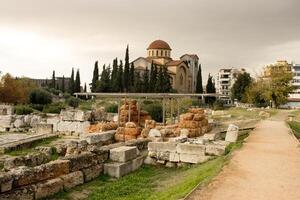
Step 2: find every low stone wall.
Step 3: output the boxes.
[34,124,53,135]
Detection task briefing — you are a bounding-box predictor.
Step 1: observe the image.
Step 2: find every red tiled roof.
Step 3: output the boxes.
[147,40,171,50]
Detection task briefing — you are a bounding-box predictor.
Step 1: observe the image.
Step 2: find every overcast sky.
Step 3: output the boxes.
[0,0,300,87]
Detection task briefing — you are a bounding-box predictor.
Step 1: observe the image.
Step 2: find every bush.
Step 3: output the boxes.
[143,103,163,122]
[143,100,154,105]
[67,97,80,108]
[15,105,34,115]
[105,104,118,113]
[43,102,66,114]
[30,104,44,111]
[29,89,52,105]
[213,99,225,110]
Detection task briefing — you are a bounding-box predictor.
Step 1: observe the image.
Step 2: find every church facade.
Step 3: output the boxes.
[132,40,199,93]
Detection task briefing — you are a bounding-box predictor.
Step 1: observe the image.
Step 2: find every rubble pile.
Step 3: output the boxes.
[86,122,118,133]
[115,122,142,142]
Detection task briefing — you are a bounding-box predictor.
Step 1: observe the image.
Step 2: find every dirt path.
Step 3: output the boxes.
[187,111,300,200]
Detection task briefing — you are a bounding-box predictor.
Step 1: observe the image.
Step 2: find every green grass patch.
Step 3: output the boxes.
[5,137,58,156]
[287,121,300,139]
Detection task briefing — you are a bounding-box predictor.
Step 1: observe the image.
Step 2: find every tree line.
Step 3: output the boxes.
[90,46,172,93]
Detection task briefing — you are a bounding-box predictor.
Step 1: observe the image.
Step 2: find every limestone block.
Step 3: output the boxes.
[13,160,70,187]
[0,172,13,192]
[46,116,60,132]
[104,161,132,178]
[205,144,226,156]
[148,129,161,137]
[203,133,218,141]
[34,123,53,134]
[156,151,170,161]
[168,136,187,143]
[131,155,144,171]
[180,154,211,164]
[166,162,176,168]
[110,146,138,162]
[180,129,189,137]
[30,115,41,127]
[60,171,84,190]
[169,152,180,162]
[74,110,85,121]
[176,143,205,155]
[144,156,156,165]
[14,117,25,128]
[0,185,35,200]
[80,130,116,144]
[81,164,103,182]
[225,124,239,143]
[125,122,136,128]
[141,128,150,138]
[62,152,98,172]
[148,142,177,152]
[145,120,156,129]
[0,115,12,129]
[57,121,90,134]
[35,178,63,199]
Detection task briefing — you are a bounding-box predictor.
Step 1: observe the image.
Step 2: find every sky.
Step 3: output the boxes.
[0,0,300,88]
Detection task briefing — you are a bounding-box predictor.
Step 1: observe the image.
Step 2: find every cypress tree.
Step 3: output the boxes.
[51,70,56,88]
[91,61,99,92]
[129,62,135,92]
[134,72,142,93]
[84,83,87,92]
[149,61,158,92]
[118,60,124,92]
[61,75,65,93]
[155,66,164,92]
[123,45,130,92]
[196,64,203,93]
[205,74,216,106]
[75,69,81,92]
[142,67,149,93]
[98,65,111,92]
[162,66,172,92]
[69,68,75,94]
[111,58,119,92]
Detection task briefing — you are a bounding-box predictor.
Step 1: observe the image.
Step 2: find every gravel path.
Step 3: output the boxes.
[187,111,300,200]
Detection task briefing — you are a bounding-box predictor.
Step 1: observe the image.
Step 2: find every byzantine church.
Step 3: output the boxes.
[132,40,199,93]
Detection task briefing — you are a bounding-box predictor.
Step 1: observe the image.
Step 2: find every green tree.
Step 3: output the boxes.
[74,69,81,93]
[134,72,142,92]
[149,62,158,92]
[69,68,75,94]
[97,65,111,92]
[29,88,52,105]
[196,64,203,93]
[111,58,119,92]
[155,66,164,92]
[205,74,216,106]
[84,83,87,92]
[91,61,99,92]
[129,62,135,92]
[124,45,130,92]
[118,60,124,92]
[142,67,149,93]
[162,66,172,92]
[231,72,252,102]
[61,75,65,93]
[51,70,56,88]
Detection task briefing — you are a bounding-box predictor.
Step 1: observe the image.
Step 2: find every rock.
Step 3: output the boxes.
[35,146,53,156]
[34,124,53,134]
[180,113,194,121]
[30,115,41,127]
[205,144,226,156]
[110,146,138,162]
[80,130,116,144]
[144,156,156,165]
[131,155,144,171]
[35,178,63,199]
[125,122,136,128]
[57,121,90,134]
[0,185,35,200]
[176,143,205,155]
[169,152,180,162]
[14,117,25,128]
[225,124,239,143]
[166,161,176,168]
[148,129,161,137]
[180,154,211,164]
[0,172,13,192]
[141,128,150,138]
[148,142,177,152]
[81,164,103,182]
[60,171,84,190]
[124,127,140,136]
[188,108,205,114]
[145,120,156,129]
[104,161,132,178]
[62,152,98,172]
[203,133,218,141]
[180,129,189,137]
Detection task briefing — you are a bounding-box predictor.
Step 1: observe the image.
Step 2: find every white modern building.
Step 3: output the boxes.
[287,63,300,107]
[216,68,246,105]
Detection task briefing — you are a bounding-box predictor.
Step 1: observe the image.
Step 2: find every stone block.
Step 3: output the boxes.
[156,151,170,161]
[169,152,180,162]
[104,161,132,178]
[80,130,116,144]
[148,129,161,137]
[166,162,176,168]
[81,164,103,182]
[60,171,84,190]
[62,152,98,172]
[179,154,211,164]
[203,133,218,141]
[57,121,90,134]
[14,117,25,128]
[225,124,239,143]
[34,123,53,134]
[205,144,226,156]
[148,142,177,153]
[0,185,35,200]
[144,156,156,165]
[176,143,205,155]
[132,155,145,171]
[110,146,138,162]
[13,160,70,187]
[0,172,13,192]
[0,115,12,129]
[35,178,63,199]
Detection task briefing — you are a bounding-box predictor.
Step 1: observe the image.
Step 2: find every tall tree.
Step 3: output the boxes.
[91,61,99,92]
[111,58,119,92]
[69,68,75,94]
[123,45,130,92]
[155,66,164,92]
[149,62,158,92]
[84,83,87,92]
[129,62,135,92]
[51,70,56,88]
[196,64,203,93]
[231,72,252,102]
[75,69,81,92]
[162,66,172,92]
[205,74,216,106]
[134,72,142,93]
[117,60,124,92]
[142,67,149,93]
[97,65,111,92]
[61,75,65,93]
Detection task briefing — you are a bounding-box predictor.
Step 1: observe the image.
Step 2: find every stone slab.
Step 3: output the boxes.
[80,130,116,144]
[81,164,103,182]
[205,144,226,156]
[62,152,98,172]
[176,143,205,155]
[0,172,13,192]
[110,146,138,162]
[60,171,84,190]
[104,161,132,178]
[179,154,211,164]
[131,155,145,171]
[148,142,177,153]
[35,178,63,199]
[0,185,35,200]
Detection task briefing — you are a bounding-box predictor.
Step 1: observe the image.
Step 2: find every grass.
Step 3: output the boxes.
[287,121,300,139]
[5,137,58,156]
[52,131,249,200]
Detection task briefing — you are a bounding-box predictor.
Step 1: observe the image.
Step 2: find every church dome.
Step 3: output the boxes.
[147,40,171,50]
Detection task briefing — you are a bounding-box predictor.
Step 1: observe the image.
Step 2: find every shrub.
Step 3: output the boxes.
[143,100,154,105]
[29,89,52,105]
[43,102,66,113]
[143,103,163,122]
[67,97,80,108]
[30,104,44,111]
[15,105,34,115]
[213,99,225,110]
[105,104,118,113]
